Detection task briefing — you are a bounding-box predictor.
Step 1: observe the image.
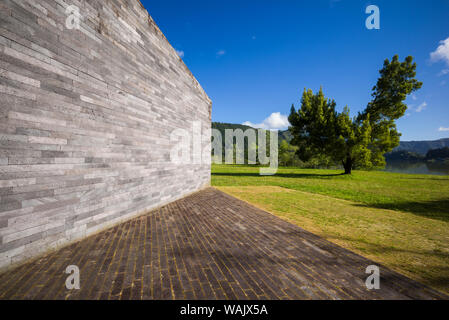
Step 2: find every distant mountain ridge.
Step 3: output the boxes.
[392,139,449,155]
[212,122,449,155]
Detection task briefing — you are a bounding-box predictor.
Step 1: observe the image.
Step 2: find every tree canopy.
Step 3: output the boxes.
[288,55,422,174]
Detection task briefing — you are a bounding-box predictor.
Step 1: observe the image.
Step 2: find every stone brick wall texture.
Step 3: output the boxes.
[0,0,212,270]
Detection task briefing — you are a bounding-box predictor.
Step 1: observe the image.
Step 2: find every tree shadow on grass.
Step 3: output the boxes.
[354,199,449,223]
[212,171,449,222]
[397,176,449,181]
[212,172,346,179]
[323,234,449,294]
[326,234,449,260]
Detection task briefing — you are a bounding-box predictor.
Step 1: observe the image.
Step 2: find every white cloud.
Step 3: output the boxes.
[216,50,226,57]
[176,50,184,58]
[430,37,449,65]
[243,112,290,131]
[411,94,417,100]
[416,102,427,112]
[438,127,449,132]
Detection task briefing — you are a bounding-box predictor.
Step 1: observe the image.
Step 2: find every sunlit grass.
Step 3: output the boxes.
[212,164,449,295]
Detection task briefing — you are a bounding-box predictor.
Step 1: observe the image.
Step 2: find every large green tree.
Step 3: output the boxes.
[288,55,422,174]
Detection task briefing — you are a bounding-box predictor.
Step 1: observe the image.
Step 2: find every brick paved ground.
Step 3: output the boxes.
[0,188,446,300]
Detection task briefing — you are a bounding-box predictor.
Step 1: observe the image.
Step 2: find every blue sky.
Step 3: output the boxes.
[141,0,449,141]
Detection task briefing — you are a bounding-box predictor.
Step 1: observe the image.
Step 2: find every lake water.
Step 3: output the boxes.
[384,161,449,176]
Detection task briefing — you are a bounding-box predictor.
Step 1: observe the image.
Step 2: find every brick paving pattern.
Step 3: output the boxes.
[0,188,446,300]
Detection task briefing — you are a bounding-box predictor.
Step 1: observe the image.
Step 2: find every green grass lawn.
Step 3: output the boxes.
[212,164,449,295]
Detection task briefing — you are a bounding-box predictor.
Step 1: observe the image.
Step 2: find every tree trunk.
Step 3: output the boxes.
[342,157,352,175]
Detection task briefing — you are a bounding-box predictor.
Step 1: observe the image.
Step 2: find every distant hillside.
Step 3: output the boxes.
[279,130,293,143]
[385,151,424,162]
[212,122,449,155]
[212,122,254,137]
[393,139,449,155]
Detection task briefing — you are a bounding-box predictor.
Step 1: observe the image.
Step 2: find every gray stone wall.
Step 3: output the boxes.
[0,0,211,270]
